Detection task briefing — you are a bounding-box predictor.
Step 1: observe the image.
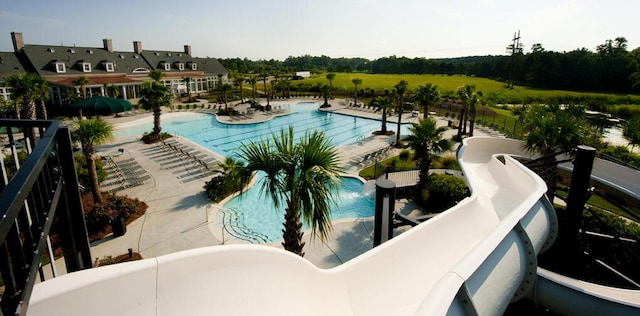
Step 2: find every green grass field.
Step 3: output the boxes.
[298,73,640,105]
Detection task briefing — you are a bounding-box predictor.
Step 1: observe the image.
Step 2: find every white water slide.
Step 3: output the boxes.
[29,137,640,315]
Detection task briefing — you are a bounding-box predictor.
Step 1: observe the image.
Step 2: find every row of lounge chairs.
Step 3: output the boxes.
[160,139,217,172]
[347,103,395,115]
[103,156,150,192]
[353,146,395,165]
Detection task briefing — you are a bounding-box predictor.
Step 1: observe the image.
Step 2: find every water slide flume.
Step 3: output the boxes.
[25,137,584,315]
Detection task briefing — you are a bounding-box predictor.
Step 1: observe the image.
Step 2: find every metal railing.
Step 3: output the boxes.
[0,119,92,316]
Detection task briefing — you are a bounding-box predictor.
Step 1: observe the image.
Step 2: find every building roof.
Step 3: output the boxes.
[140,50,227,76]
[191,57,228,75]
[0,52,33,81]
[21,44,151,77]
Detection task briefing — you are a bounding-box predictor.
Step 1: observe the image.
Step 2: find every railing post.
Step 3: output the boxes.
[562,145,596,255]
[374,178,396,247]
[55,126,93,272]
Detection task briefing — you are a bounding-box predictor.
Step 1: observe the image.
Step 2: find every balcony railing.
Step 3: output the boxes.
[0,119,92,316]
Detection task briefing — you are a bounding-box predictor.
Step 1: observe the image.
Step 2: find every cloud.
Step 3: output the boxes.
[0,10,66,28]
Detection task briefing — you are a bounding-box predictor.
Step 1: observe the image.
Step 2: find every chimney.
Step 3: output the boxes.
[103,39,113,52]
[11,32,24,52]
[184,45,191,56]
[133,41,143,54]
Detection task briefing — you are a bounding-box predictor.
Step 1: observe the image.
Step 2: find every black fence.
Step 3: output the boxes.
[0,119,92,315]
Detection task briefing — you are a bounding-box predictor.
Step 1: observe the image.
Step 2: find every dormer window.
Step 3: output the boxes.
[177,62,184,70]
[81,62,92,72]
[87,49,93,54]
[104,62,114,72]
[167,53,172,57]
[54,62,65,73]
[47,48,56,53]
[177,53,182,57]
[118,54,125,59]
[163,62,170,71]
[154,52,160,56]
[68,48,75,53]
[190,62,197,70]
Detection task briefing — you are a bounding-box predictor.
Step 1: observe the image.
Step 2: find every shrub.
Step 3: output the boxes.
[420,174,469,212]
[74,153,107,188]
[83,193,147,240]
[439,156,461,170]
[141,131,172,144]
[399,150,411,161]
[203,171,250,202]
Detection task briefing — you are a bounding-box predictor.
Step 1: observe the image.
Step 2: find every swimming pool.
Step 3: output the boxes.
[115,102,411,158]
[223,175,374,242]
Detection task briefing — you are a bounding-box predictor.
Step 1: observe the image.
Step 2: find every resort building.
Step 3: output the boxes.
[1,32,228,105]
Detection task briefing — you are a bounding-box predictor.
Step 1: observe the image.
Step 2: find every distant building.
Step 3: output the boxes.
[1,32,228,105]
[293,71,311,79]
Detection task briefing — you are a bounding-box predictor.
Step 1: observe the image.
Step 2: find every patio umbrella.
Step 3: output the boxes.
[71,95,133,115]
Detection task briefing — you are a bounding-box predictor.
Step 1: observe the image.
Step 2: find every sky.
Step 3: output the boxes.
[1,0,639,61]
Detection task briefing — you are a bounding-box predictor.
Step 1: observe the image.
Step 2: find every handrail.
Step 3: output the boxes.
[0,119,92,315]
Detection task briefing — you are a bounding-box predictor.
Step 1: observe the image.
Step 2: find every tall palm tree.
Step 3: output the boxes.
[374,96,394,134]
[219,83,233,112]
[240,127,342,256]
[234,77,245,103]
[72,118,113,204]
[523,104,595,202]
[406,118,452,191]
[182,77,193,102]
[457,84,480,137]
[247,76,258,100]
[72,76,90,100]
[416,83,440,116]
[352,78,362,106]
[32,74,50,120]
[320,84,331,108]
[259,73,269,96]
[6,72,45,145]
[326,73,336,97]
[149,69,165,83]
[394,80,409,146]
[139,81,171,139]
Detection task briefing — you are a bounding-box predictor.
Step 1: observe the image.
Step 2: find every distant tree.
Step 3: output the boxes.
[219,83,233,111]
[374,96,394,134]
[393,80,409,146]
[259,73,269,96]
[623,116,640,149]
[416,83,440,115]
[326,73,336,97]
[234,77,245,103]
[352,78,362,106]
[247,76,258,100]
[73,76,90,100]
[320,84,331,108]
[182,77,193,102]
[456,84,481,136]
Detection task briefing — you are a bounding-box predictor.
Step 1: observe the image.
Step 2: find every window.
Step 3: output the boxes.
[68,48,75,53]
[87,49,93,54]
[105,62,114,72]
[132,68,150,73]
[55,62,66,73]
[164,63,171,71]
[177,63,184,70]
[82,62,91,72]
[47,48,55,53]
[190,63,197,70]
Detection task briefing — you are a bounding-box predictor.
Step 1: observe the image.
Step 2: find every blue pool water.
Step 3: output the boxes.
[114,102,408,242]
[224,175,374,242]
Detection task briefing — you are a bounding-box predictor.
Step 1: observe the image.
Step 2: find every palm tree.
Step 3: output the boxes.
[72,76,90,100]
[6,72,45,145]
[523,104,595,202]
[457,84,480,137]
[234,77,245,103]
[72,118,113,204]
[394,80,409,146]
[247,76,258,100]
[139,81,171,139]
[406,118,452,192]
[320,84,331,108]
[219,83,233,112]
[240,127,342,256]
[374,96,394,134]
[149,69,165,83]
[326,73,336,97]
[416,83,440,116]
[259,73,269,96]
[352,78,362,106]
[182,77,193,102]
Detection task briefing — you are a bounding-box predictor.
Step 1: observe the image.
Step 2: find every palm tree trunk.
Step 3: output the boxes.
[457,107,465,137]
[39,100,48,120]
[418,157,431,192]
[530,157,557,203]
[281,207,305,256]
[469,113,475,137]
[381,109,388,133]
[85,151,103,204]
[153,106,162,136]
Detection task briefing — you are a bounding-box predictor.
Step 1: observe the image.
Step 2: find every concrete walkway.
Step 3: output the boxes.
[64,98,499,274]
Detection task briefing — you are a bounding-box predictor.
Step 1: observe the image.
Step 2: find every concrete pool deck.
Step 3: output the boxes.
[68,98,493,274]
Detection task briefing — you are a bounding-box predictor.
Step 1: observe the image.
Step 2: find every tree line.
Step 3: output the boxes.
[220,36,640,94]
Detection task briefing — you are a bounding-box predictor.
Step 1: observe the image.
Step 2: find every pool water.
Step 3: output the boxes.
[115,102,410,158]
[223,175,374,242]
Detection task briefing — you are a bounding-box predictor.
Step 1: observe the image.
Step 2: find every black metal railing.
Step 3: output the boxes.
[0,119,92,316]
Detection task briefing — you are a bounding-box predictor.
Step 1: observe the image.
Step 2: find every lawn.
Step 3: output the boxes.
[298,73,640,105]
